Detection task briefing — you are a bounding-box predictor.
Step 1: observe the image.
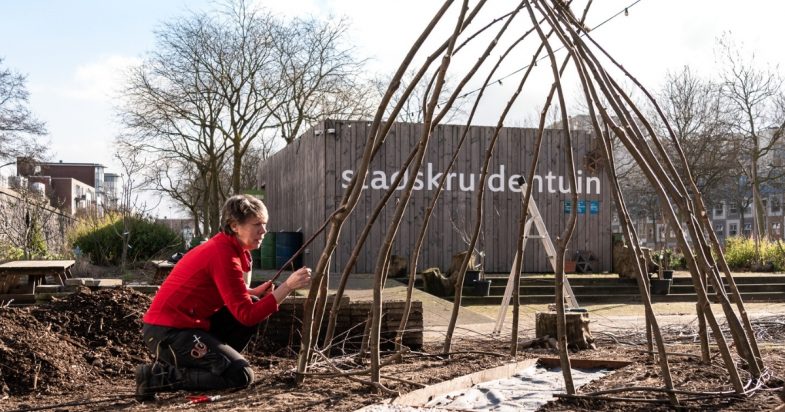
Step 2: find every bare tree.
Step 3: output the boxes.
[0,58,47,163]
[271,16,376,144]
[117,4,240,234]
[113,143,156,274]
[372,69,467,124]
[228,142,274,194]
[655,66,741,205]
[718,34,785,241]
[144,157,206,237]
[117,0,373,233]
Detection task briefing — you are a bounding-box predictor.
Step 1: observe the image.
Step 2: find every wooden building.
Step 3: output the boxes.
[258,119,612,274]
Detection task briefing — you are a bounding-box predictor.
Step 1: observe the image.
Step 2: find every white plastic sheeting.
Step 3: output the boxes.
[358,365,611,412]
[423,365,610,411]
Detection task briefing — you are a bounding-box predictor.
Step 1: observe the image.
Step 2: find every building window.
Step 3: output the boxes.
[773,222,782,236]
[729,223,738,236]
[743,205,752,215]
[714,224,724,235]
[772,197,782,214]
[713,203,724,218]
[743,223,752,236]
[729,204,739,215]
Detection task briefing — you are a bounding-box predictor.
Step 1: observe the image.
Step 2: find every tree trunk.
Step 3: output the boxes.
[697,302,710,363]
[535,311,593,350]
[232,139,242,195]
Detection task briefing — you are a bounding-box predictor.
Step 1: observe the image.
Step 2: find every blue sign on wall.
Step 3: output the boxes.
[590,200,600,214]
[565,200,599,215]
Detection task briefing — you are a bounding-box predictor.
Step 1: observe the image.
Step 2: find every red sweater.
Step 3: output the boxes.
[143,232,278,330]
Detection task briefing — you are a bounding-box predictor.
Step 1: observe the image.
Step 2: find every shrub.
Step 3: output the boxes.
[724,237,757,270]
[724,236,785,272]
[0,241,24,263]
[27,218,48,259]
[669,251,687,270]
[70,213,182,266]
[761,241,785,271]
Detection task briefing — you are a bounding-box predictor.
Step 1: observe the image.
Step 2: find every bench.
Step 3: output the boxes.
[151,260,175,284]
[0,260,76,303]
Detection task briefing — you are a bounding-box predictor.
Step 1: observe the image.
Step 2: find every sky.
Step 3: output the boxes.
[2,0,784,217]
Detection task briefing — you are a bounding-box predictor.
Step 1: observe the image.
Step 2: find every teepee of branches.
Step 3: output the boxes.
[291,0,765,405]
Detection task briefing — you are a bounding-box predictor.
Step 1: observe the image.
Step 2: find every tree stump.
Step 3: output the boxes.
[421,267,449,297]
[445,251,479,279]
[387,254,408,279]
[535,311,595,350]
[420,251,480,297]
[613,244,657,279]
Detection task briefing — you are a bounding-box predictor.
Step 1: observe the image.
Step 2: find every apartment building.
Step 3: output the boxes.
[14,157,118,216]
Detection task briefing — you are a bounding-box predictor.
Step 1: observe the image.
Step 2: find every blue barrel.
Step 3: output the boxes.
[275,232,303,270]
[260,232,276,269]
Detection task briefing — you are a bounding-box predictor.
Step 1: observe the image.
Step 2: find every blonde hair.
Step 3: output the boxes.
[220,195,267,235]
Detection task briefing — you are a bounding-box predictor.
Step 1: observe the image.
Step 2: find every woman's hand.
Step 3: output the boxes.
[249,280,274,297]
[271,267,312,303]
[284,267,312,290]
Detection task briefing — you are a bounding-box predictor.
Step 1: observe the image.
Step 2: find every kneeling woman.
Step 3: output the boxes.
[135,195,311,401]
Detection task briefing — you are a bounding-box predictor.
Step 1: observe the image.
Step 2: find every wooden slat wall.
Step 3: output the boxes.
[260,120,612,274]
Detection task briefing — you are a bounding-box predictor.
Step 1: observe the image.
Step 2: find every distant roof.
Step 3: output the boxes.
[50,176,94,188]
[41,162,107,168]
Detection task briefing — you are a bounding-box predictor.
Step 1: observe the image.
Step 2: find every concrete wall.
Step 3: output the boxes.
[0,187,74,258]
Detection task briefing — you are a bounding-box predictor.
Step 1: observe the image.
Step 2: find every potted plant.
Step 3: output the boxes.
[453,249,489,296]
[464,267,482,284]
[450,220,491,296]
[650,249,672,295]
[466,251,492,296]
[564,259,577,274]
[650,276,671,295]
[657,249,674,280]
[563,248,577,273]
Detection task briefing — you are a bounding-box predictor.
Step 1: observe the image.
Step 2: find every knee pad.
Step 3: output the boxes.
[225,361,254,388]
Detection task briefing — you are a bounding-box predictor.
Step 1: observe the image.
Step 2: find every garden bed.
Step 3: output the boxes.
[1,288,783,411]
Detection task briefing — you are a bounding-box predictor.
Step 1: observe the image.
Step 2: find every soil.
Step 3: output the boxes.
[1,288,784,411]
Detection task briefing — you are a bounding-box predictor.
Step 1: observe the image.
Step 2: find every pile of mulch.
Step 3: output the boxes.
[31,287,152,376]
[0,307,96,396]
[0,288,152,396]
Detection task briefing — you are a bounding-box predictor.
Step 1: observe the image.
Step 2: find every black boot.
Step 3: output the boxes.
[135,365,156,402]
[135,363,180,402]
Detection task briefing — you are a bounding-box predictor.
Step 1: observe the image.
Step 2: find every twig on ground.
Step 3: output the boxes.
[555,392,672,404]
[637,350,702,360]
[584,385,741,398]
[309,350,399,396]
